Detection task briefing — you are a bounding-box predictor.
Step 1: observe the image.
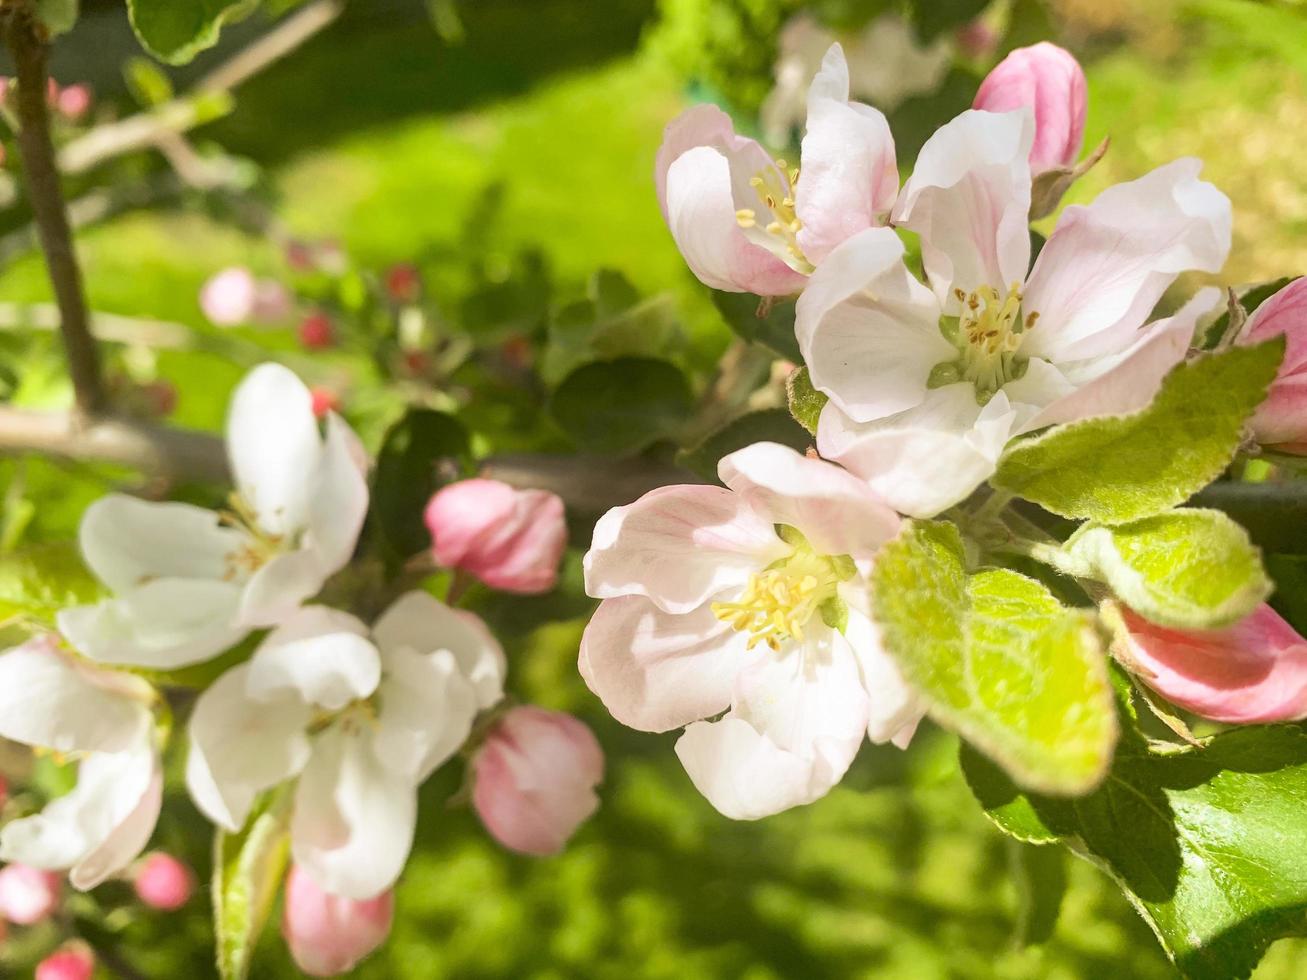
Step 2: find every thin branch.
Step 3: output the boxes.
[196,0,345,93]
[2,4,104,415]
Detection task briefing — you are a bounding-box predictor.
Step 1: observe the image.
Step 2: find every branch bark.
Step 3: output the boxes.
[2,4,104,415]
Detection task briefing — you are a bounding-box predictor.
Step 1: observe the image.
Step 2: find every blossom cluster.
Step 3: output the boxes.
[582,40,1307,820]
[0,364,602,974]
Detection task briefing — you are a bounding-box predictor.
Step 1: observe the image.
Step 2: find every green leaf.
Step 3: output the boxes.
[993,341,1285,524]
[870,521,1117,794]
[127,0,258,65]
[1065,509,1271,629]
[124,55,175,107]
[0,543,101,630]
[962,726,1307,980]
[549,357,694,455]
[214,789,292,980]
[910,0,989,40]
[785,366,827,436]
[710,291,801,362]
[372,408,471,562]
[35,0,78,35]
[540,279,683,386]
[1009,839,1067,947]
[677,409,811,482]
[589,268,639,320]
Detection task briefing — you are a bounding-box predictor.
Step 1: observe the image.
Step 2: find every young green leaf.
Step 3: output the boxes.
[677,409,811,481]
[0,543,102,631]
[993,340,1284,524]
[871,521,1117,795]
[549,357,695,456]
[128,0,257,65]
[1066,509,1271,629]
[214,788,292,980]
[962,726,1307,980]
[785,366,827,436]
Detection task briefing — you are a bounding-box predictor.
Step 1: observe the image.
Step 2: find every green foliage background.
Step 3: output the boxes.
[4,0,1307,976]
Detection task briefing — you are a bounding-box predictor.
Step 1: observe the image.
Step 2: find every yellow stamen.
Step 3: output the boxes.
[712,550,840,651]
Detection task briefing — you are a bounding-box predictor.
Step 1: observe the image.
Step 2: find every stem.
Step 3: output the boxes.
[2,4,104,415]
[972,488,1014,525]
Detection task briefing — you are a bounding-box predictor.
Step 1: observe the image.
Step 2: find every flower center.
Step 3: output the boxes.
[930,282,1040,404]
[735,161,814,274]
[219,492,286,578]
[711,540,851,651]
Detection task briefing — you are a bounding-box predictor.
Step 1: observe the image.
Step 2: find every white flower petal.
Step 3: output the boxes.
[306,414,370,574]
[717,441,899,559]
[373,648,478,782]
[841,602,926,744]
[237,549,331,628]
[892,108,1034,305]
[227,363,322,537]
[186,665,313,831]
[0,641,149,753]
[70,754,163,890]
[584,484,786,615]
[291,725,417,901]
[1022,159,1231,362]
[371,591,505,710]
[246,607,380,711]
[795,227,952,423]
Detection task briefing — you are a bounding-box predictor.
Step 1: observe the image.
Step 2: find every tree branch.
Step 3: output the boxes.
[2,4,104,415]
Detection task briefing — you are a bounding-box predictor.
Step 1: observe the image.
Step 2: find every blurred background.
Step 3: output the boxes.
[3,0,1307,976]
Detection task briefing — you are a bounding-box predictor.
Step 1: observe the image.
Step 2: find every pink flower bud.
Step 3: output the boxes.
[1115,604,1307,724]
[55,83,92,121]
[36,946,94,980]
[282,865,393,977]
[134,852,194,911]
[955,20,998,60]
[298,311,335,350]
[0,773,8,809]
[252,280,293,323]
[284,239,316,272]
[424,479,567,594]
[0,863,61,925]
[310,386,341,418]
[472,706,603,855]
[973,42,1086,174]
[46,78,59,105]
[200,267,258,326]
[384,263,421,303]
[1238,277,1307,452]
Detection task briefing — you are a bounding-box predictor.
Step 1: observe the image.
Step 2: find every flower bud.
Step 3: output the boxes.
[134,852,194,911]
[56,83,92,121]
[424,479,567,594]
[1238,277,1307,452]
[384,263,421,303]
[973,42,1086,174]
[1114,604,1307,724]
[0,773,8,809]
[282,865,393,977]
[298,311,335,350]
[310,386,341,419]
[0,863,61,925]
[36,945,94,980]
[472,706,603,856]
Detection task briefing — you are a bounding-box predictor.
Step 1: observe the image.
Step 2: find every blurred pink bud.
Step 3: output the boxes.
[473,706,603,856]
[0,773,8,809]
[56,83,92,121]
[1117,604,1307,724]
[36,946,94,980]
[134,852,194,911]
[0,78,9,105]
[46,78,59,105]
[284,239,316,272]
[282,865,392,977]
[425,479,567,594]
[0,863,61,925]
[1238,277,1307,452]
[200,267,257,325]
[310,386,340,418]
[252,280,292,323]
[385,263,421,303]
[973,42,1086,174]
[955,20,998,60]
[298,311,335,350]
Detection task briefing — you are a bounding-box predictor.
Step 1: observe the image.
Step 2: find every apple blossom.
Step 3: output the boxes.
[0,639,162,890]
[1114,604,1307,724]
[472,706,603,855]
[974,42,1087,174]
[186,592,503,899]
[35,946,95,980]
[57,363,369,669]
[425,479,568,594]
[134,852,194,911]
[1236,276,1307,452]
[199,267,292,326]
[0,863,61,924]
[282,864,393,976]
[656,44,897,295]
[799,108,1230,517]
[581,442,922,820]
